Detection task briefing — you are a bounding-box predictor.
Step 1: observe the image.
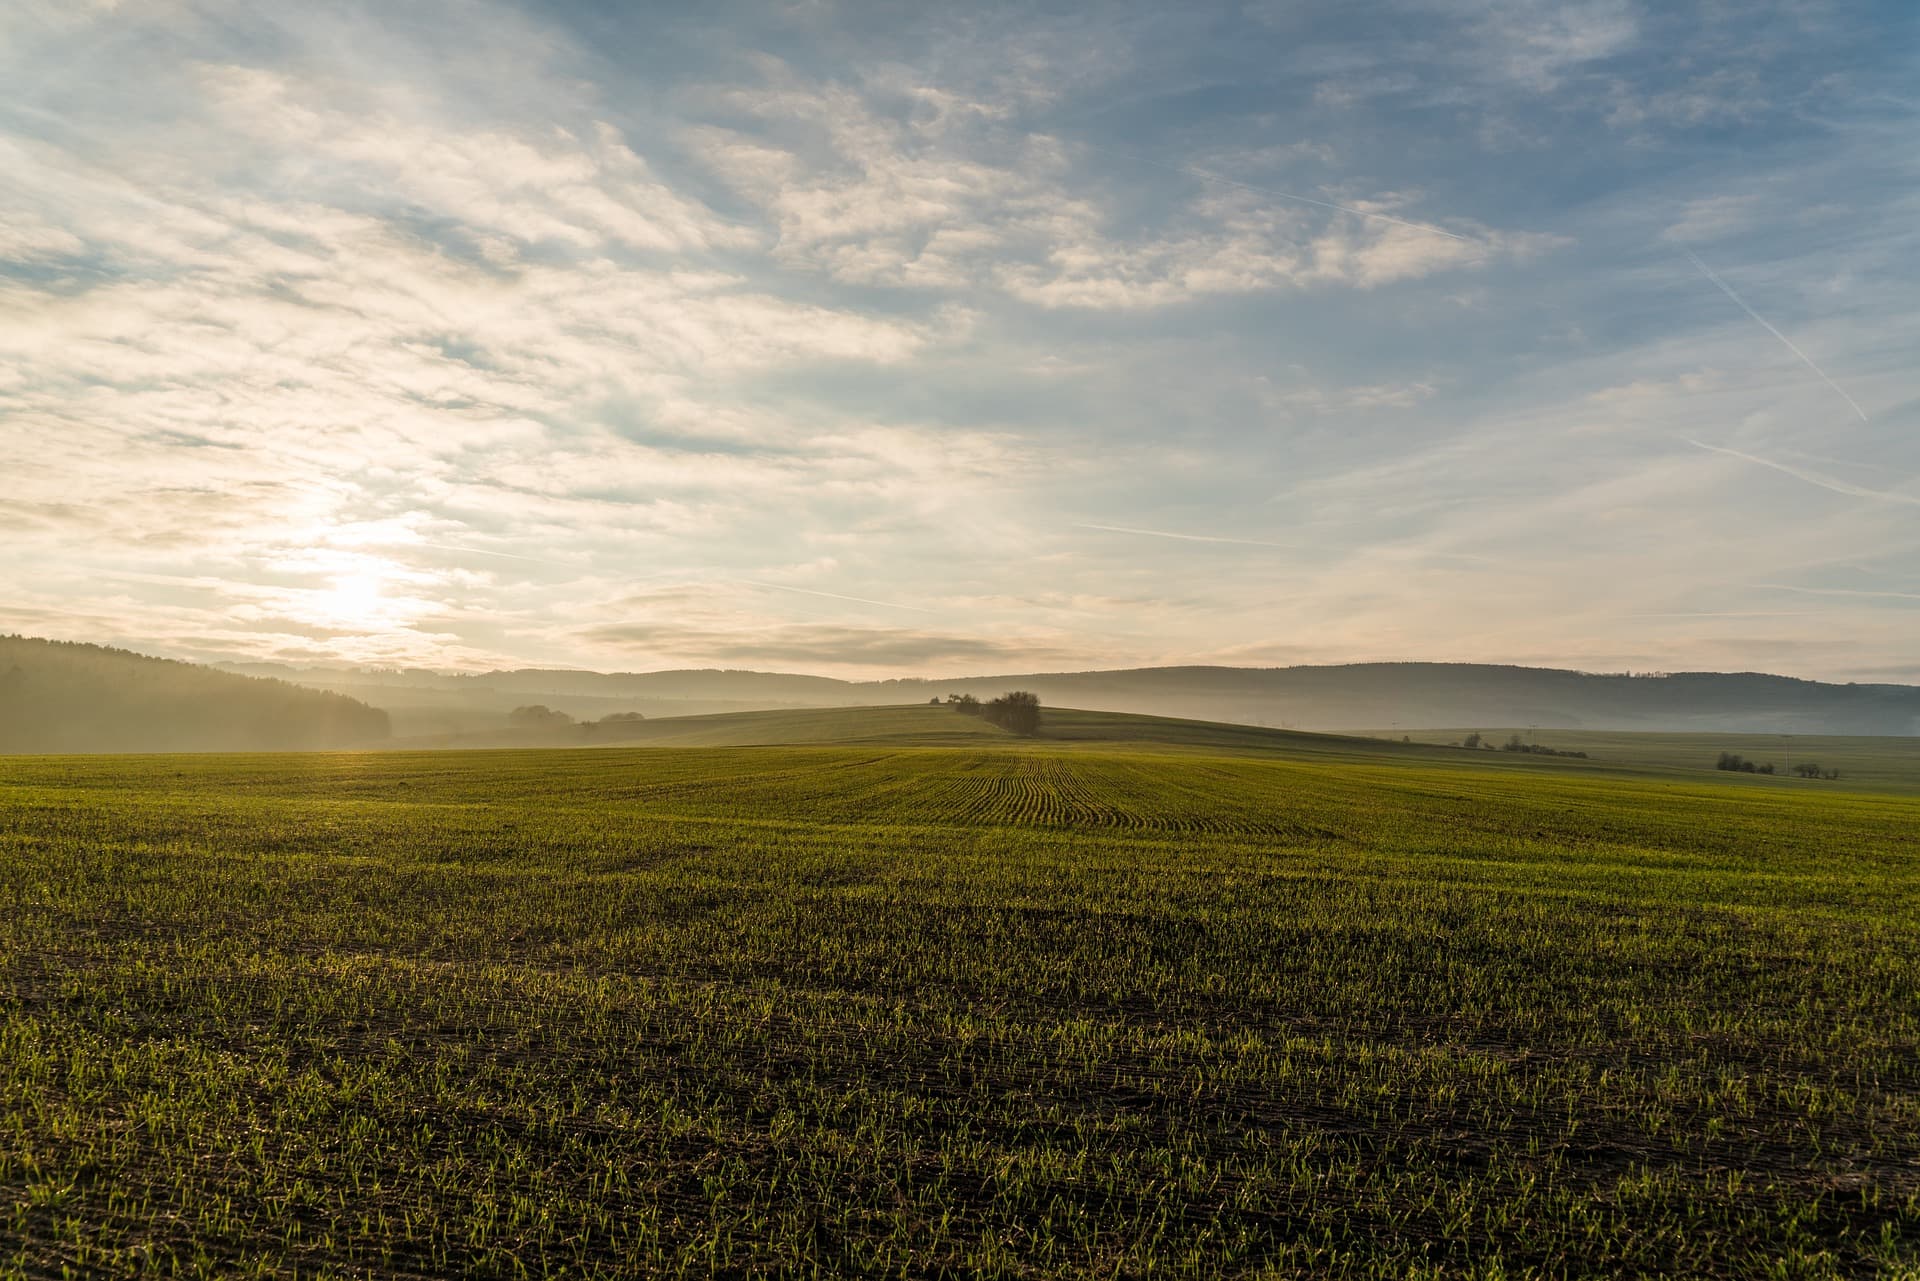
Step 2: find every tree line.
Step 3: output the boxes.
[1716,752,1838,779]
[936,691,1042,736]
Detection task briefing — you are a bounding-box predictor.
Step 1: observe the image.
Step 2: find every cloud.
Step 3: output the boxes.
[199,65,753,256]
[583,621,1073,668]
[689,60,1559,309]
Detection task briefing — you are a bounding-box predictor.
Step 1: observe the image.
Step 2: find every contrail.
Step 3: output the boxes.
[1685,250,1868,421]
[738,580,934,613]
[1076,522,1291,549]
[1684,438,1918,506]
[1757,583,1920,603]
[1085,142,1473,243]
[1627,610,1815,619]
[412,541,575,568]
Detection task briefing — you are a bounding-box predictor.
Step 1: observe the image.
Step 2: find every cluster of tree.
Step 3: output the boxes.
[1713,753,1839,778]
[0,636,390,754]
[1457,731,1586,758]
[942,690,1042,736]
[1498,734,1588,758]
[507,706,649,737]
[503,706,652,745]
[508,704,575,729]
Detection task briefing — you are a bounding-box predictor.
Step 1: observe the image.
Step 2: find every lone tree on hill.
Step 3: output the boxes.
[984,690,1042,736]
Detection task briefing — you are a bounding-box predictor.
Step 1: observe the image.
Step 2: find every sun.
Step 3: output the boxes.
[313,570,389,629]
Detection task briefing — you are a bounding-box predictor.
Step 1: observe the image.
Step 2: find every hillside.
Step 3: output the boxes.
[395,702,1438,757]
[0,637,391,753]
[876,665,1920,735]
[239,659,1920,737]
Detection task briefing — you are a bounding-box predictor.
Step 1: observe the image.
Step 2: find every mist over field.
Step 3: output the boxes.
[236,654,1920,738]
[8,634,1920,754]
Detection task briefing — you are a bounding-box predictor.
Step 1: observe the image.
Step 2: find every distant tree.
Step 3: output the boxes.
[1462,732,1481,749]
[509,704,574,729]
[983,690,1041,736]
[1793,763,1823,778]
[598,711,646,723]
[1504,734,1527,752]
[947,693,982,714]
[928,696,942,705]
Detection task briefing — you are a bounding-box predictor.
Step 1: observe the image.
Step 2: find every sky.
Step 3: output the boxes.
[2,0,1916,681]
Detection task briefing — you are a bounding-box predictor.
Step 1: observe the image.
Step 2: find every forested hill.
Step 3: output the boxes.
[0,637,391,753]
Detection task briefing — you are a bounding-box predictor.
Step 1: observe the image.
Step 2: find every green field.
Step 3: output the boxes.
[1390,728,1920,793]
[4,712,1918,1277]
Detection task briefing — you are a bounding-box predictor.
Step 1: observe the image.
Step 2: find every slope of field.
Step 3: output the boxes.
[407,703,1920,797]
[3,744,1917,1277]
[0,636,391,753]
[407,702,1465,757]
[1396,727,1920,792]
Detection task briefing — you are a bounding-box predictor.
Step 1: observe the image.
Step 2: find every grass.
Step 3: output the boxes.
[2,713,1918,1277]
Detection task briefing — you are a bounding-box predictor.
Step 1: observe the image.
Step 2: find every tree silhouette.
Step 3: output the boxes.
[984,691,1041,736]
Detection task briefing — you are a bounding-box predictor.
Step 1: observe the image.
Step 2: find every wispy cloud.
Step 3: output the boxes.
[737,580,935,613]
[1082,144,1473,242]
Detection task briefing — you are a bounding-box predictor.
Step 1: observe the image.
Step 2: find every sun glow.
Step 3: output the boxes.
[315,570,389,628]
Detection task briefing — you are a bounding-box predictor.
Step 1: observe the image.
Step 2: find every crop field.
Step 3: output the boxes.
[3,731,1919,1278]
[1392,729,1920,793]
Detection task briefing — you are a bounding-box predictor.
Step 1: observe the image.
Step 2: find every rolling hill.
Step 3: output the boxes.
[387,701,1920,790]
[0,636,391,753]
[233,658,1920,737]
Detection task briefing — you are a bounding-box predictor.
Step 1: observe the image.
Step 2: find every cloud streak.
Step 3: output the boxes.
[737,580,936,613]
[1086,143,1474,243]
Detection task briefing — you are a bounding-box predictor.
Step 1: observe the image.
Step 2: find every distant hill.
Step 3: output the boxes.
[413,702,1462,762]
[0,637,391,753]
[234,659,1920,737]
[880,664,1920,736]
